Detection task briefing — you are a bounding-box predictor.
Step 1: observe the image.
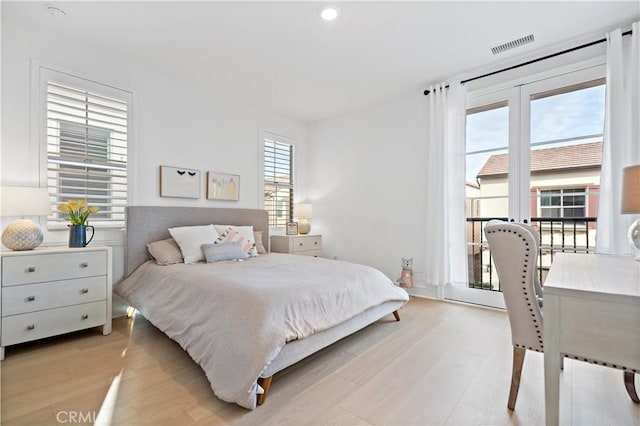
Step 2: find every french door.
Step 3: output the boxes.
[446,65,606,308]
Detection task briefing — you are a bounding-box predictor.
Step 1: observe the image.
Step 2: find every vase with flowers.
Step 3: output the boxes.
[58,200,99,247]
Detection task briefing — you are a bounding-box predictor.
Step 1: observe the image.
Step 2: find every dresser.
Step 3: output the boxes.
[270,234,322,257]
[0,246,112,360]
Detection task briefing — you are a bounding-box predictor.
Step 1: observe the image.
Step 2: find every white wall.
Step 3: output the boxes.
[308,92,436,297]
[305,29,618,300]
[1,14,309,291]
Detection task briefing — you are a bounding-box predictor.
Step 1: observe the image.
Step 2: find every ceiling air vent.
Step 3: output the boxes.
[491,34,535,55]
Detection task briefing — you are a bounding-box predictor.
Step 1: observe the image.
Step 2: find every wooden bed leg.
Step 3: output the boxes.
[256,376,273,406]
[393,310,400,321]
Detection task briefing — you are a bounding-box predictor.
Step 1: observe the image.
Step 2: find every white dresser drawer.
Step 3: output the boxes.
[291,236,322,252]
[2,251,107,286]
[271,234,323,257]
[1,300,107,346]
[2,276,106,317]
[296,249,322,257]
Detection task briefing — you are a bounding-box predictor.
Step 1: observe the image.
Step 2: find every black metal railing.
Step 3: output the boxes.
[466,217,597,291]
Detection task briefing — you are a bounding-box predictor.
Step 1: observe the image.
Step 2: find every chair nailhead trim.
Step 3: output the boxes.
[564,353,637,373]
[487,225,544,352]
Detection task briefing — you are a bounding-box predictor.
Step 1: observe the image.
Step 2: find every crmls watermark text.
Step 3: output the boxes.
[55,410,97,424]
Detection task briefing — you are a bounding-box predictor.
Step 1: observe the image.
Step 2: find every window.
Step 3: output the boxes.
[263,134,294,228]
[457,66,604,307]
[540,188,586,219]
[43,71,129,227]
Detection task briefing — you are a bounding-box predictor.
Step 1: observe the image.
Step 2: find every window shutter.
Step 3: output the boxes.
[263,138,293,228]
[46,80,128,227]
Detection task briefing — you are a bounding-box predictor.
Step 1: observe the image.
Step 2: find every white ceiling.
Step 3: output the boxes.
[4,1,639,123]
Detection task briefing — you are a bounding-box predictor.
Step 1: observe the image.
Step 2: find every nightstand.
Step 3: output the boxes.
[270,234,322,257]
[0,246,112,360]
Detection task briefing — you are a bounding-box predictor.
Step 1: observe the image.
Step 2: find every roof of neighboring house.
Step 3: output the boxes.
[477,141,602,179]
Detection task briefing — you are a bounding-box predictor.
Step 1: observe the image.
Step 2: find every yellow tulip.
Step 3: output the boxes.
[58,199,98,225]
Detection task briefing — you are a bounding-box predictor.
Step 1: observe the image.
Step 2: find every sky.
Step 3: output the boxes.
[466,84,606,184]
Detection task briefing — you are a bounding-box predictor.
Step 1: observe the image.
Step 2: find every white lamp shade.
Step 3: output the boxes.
[294,203,313,218]
[1,187,51,217]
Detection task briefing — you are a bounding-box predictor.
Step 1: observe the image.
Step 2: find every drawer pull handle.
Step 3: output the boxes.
[80,288,89,294]
[299,243,303,246]
[27,296,36,302]
[27,324,35,330]
[80,262,89,268]
[82,314,89,320]
[314,241,318,245]
[26,266,36,273]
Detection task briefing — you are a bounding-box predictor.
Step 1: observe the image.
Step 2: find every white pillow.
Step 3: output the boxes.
[168,225,220,264]
[214,225,258,257]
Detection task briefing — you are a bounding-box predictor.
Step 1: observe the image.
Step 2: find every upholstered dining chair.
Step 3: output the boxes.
[484,220,638,410]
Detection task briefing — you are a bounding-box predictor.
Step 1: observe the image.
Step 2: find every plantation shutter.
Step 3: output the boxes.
[46,80,128,227]
[263,137,294,228]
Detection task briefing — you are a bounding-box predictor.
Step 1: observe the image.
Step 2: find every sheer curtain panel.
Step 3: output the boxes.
[424,83,468,293]
[597,22,640,255]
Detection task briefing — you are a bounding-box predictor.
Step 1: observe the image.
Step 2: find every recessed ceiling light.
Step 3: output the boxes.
[320,6,339,21]
[45,4,66,18]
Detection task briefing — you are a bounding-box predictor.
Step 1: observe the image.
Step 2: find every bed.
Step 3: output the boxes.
[115,206,408,409]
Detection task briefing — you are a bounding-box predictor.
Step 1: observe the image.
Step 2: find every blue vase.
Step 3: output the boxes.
[68,225,95,248]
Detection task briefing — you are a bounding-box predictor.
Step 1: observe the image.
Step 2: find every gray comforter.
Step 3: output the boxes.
[114,253,408,409]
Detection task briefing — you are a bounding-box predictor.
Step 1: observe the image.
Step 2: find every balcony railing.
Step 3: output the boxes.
[466,217,597,291]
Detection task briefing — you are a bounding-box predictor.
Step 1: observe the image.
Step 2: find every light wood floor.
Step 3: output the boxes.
[1,298,639,425]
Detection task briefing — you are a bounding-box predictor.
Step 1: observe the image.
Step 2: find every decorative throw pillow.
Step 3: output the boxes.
[214,225,258,257]
[168,224,220,264]
[253,230,267,254]
[202,242,249,263]
[215,229,255,256]
[147,238,184,265]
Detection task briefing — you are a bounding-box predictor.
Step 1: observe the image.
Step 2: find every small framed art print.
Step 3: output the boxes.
[207,171,240,201]
[159,165,200,199]
[286,222,298,235]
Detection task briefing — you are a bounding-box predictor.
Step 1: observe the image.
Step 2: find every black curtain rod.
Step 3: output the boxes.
[423,29,633,96]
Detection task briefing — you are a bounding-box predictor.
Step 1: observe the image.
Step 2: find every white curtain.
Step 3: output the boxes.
[597,22,640,255]
[424,82,468,293]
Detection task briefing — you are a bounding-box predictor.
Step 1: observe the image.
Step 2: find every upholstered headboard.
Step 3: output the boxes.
[125,206,269,276]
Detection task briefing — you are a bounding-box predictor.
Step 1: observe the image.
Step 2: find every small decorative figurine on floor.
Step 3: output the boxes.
[397,257,414,288]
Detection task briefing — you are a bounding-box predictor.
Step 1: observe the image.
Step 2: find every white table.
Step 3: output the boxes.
[543,253,640,425]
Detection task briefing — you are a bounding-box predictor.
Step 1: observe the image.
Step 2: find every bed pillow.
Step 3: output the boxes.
[253,230,267,254]
[202,242,249,263]
[215,229,256,257]
[147,238,184,265]
[168,224,220,264]
[214,225,258,257]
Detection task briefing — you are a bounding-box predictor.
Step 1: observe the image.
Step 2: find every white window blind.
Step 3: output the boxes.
[46,79,128,227]
[263,137,294,228]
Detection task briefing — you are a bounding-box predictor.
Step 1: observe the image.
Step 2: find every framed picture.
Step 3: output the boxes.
[207,171,240,201]
[286,222,298,235]
[159,166,200,198]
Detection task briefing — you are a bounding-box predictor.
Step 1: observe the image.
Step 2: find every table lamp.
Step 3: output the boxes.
[294,203,313,235]
[1,186,51,250]
[621,164,640,259]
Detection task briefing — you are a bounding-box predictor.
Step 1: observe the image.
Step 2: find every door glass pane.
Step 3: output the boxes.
[529,79,604,283]
[465,101,509,291]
